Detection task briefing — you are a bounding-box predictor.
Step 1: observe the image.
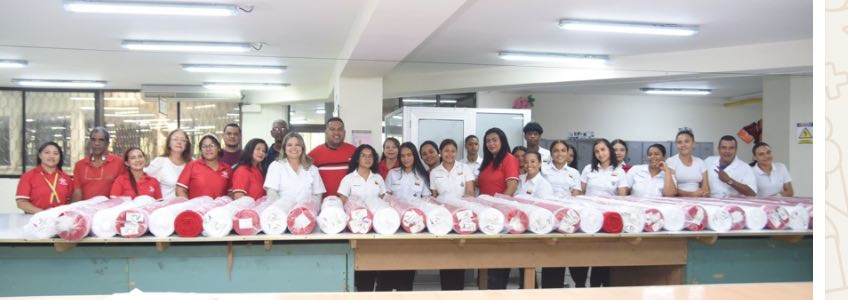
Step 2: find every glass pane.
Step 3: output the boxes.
[384,111,403,143]
[418,119,465,159]
[476,113,525,153]
[25,91,96,172]
[0,91,23,175]
[104,91,177,159]
[179,102,240,158]
[300,132,326,153]
[289,102,326,125]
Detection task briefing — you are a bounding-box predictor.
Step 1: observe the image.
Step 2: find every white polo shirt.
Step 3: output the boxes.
[537,147,552,164]
[464,156,483,179]
[704,156,758,198]
[516,173,554,199]
[430,162,475,200]
[541,162,582,198]
[264,160,326,201]
[753,162,792,197]
[666,154,707,193]
[386,168,431,199]
[337,170,387,200]
[580,164,629,197]
[626,164,676,197]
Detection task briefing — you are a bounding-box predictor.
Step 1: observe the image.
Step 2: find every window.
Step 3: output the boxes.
[104,91,177,159]
[289,101,328,151]
[24,91,95,172]
[180,102,241,157]
[0,90,23,175]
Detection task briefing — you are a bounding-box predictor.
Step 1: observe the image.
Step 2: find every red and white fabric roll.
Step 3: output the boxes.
[519,197,604,233]
[503,196,582,234]
[614,197,685,232]
[287,196,322,235]
[344,196,374,234]
[23,196,110,239]
[56,197,128,241]
[201,196,255,237]
[174,196,231,237]
[408,198,453,236]
[484,195,554,234]
[433,196,509,234]
[260,198,297,235]
[577,197,645,233]
[92,196,155,238]
[148,197,210,237]
[363,196,400,235]
[232,197,270,235]
[317,196,348,234]
[384,195,427,234]
[581,196,665,232]
[117,197,190,238]
[464,196,528,234]
[435,200,479,234]
[627,197,708,231]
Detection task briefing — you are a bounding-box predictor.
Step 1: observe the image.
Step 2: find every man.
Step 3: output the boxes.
[261,119,289,175]
[523,122,550,164]
[71,127,127,202]
[705,135,757,197]
[308,117,357,198]
[463,135,483,179]
[221,123,242,166]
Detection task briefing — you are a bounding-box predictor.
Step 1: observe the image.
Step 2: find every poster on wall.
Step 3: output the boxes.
[797,122,813,144]
[352,130,372,146]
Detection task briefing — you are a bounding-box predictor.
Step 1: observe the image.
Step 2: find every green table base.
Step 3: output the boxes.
[686,237,813,284]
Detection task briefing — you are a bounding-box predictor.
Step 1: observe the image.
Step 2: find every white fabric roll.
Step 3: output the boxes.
[201,197,255,237]
[23,196,110,239]
[318,196,348,234]
[433,196,504,235]
[739,206,767,230]
[703,205,733,232]
[657,206,685,232]
[363,197,400,235]
[149,196,211,237]
[260,198,297,235]
[482,195,554,234]
[91,196,155,238]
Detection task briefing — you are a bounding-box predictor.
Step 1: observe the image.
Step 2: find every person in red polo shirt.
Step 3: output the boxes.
[308,117,356,198]
[110,147,162,200]
[231,138,267,200]
[177,134,231,199]
[16,142,73,213]
[72,127,127,202]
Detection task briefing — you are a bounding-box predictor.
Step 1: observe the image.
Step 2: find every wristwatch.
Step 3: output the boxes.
[726,179,735,186]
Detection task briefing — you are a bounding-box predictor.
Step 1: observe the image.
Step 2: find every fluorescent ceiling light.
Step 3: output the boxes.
[559,19,699,36]
[13,79,106,88]
[64,0,238,16]
[640,88,712,96]
[498,51,608,64]
[402,99,458,104]
[182,64,286,74]
[122,40,253,53]
[0,59,28,68]
[204,82,289,90]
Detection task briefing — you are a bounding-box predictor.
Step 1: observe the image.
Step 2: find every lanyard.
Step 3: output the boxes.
[40,172,61,205]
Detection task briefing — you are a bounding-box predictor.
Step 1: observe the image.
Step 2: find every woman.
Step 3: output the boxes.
[624,144,678,197]
[516,151,553,199]
[611,139,632,173]
[386,142,431,199]
[567,143,578,170]
[580,139,629,197]
[110,147,163,200]
[542,140,582,198]
[264,133,326,202]
[147,129,191,199]
[378,138,400,179]
[512,146,528,175]
[419,140,441,171]
[478,128,520,290]
[751,142,794,197]
[666,130,710,197]
[16,142,73,214]
[176,134,231,199]
[231,139,268,200]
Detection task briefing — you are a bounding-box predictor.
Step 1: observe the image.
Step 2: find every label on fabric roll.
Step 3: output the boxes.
[730,210,744,223]
[402,211,425,232]
[459,219,476,231]
[778,208,789,221]
[294,213,310,229]
[692,208,705,225]
[126,212,142,223]
[351,209,367,220]
[509,217,525,232]
[238,218,253,229]
[121,224,138,236]
[768,213,782,228]
[456,210,473,219]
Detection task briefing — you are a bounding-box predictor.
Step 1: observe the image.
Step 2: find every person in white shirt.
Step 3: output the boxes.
[704,135,757,198]
[517,151,554,199]
[542,140,582,198]
[580,138,629,197]
[751,142,794,197]
[624,144,678,197]
[419,140,441,171]
[666,130,710,197]
[264,132,326,202]
[386,142,431,199]
[523,122,551,164]
[338,144,386,203]
[146,129,190,199]
[431,139,475,200]
[463,135,483,180]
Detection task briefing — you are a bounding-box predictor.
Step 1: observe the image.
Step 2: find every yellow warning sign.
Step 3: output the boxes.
[799,128,812,139]
[796,122,813,144]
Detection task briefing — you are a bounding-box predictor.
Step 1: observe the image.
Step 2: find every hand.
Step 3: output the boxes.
[715,168,731,184]
[657,161,668,171]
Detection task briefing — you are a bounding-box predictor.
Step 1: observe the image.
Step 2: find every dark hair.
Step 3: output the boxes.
[123,147,145,195]
[398,142,430,187]
[464,135,478,144]
[522,122,543,134]
[223,123,241,133]
[326,117,344,126]
[567,143,577,169]
[90,127,111,143]
[611,139,628,156]
[525,151,542,162]
[236,138,268,171]
[37,142,65,171]
[750,142,771,166]
[163,129,192,162]
[719,135,738,147]
[676,130,695,141]
[439,139,458,152]
[512,146,527,155]
[480,127,511,171]
[419,140,439,155]
[199,134,223,159]
[591,138,619,172]
[647,144,667,157]
[380,138,400,161]
[549,140,568,152]
[348,144,379,174]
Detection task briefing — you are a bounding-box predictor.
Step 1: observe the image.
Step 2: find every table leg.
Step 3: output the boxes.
[479,269,488,290]
[524,268,535,289]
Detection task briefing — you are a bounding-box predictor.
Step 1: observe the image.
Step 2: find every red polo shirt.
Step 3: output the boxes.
[308,143,357,197]
[478,153,520,196]
[16,166,73,210]
[110,173,163,200]
[73,153,126,200]
[231,165,266,199]
[177,159,231,199]
[378,159,400,179]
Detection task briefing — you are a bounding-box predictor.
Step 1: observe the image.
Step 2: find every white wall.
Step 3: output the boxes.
[0,178,21,214]
[763,75,812,197]
[241,104,288,144]
[476,90,520,109]
[336,77,384,146]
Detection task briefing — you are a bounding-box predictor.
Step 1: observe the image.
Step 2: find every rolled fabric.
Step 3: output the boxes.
[684,205,708,231]
[502,195,582,234]
[344,196,374,234]
[464,197,528,234]
[763,205,790,230]
[56,197,128,241]
[91,196,155,238]
[702,205,733,232]
[726,205,746,231]
[260,198,297,235]
[149,197,211,237]
[23,196,110,239]
[588,196,665,232]
[432,197,486,234]
[117,197,190,238]
[439,201,478,234]
[317,196,348,234]
[363,196,400,235]
[787,204,810,230]
[643,208,665,232]
[575,196,646,233]
[384,195,427,234]
[174,196,231,237]
[516,197,603,233]
[232,197,271,235]
[397,197,452,236]
[287,196,322,235]
[601,211,623,233]
[625,197,707,231]
[202,197,255,237]
[484,195,555,234]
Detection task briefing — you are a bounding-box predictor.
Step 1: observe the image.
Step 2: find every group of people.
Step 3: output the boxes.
[15,117,795,290]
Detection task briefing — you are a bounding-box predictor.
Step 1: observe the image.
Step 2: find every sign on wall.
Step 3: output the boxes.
[797,122,813,144]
